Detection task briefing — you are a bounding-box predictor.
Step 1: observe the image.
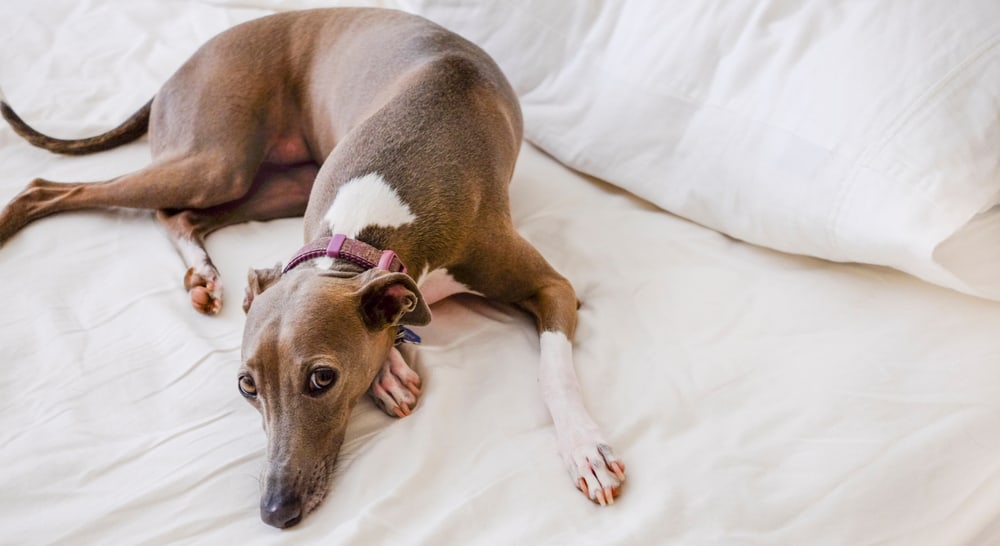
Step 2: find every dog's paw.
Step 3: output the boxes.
[184,267,223,315]
[564,441,626,506]
[0,179,48,245]
[368,346,421,418]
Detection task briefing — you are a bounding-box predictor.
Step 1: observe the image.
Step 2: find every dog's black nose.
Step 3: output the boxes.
[260,491,303,529]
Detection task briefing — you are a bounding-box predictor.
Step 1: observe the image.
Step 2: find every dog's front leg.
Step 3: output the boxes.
[368,345,422,417]
[539,328,626,505]
[459,233,627,504]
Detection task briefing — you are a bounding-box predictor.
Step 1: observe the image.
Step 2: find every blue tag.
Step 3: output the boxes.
[395,326,422,345]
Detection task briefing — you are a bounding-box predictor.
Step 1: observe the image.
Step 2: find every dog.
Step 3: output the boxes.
[0,8,625,528]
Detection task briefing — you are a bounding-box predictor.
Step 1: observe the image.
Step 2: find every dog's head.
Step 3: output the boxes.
[239,265,430,528]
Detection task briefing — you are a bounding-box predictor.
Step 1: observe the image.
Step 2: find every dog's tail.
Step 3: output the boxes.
[0,87,152,156]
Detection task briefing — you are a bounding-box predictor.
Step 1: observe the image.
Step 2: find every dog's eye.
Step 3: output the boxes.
[238,374,257,398]
[308,367,338,394]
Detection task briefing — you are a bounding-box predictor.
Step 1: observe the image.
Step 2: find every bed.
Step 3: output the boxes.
[2,1,1000,543]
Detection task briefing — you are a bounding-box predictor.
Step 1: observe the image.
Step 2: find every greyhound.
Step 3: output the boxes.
[0,8,625,528]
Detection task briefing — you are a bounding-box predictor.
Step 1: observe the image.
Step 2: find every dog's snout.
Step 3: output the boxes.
[261,490,303,529]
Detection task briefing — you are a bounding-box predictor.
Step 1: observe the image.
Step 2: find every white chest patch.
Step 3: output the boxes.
[417,267,481,306]
[324,172,416,237]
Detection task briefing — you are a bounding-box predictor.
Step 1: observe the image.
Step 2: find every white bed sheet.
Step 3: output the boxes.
[3,2,1000,544]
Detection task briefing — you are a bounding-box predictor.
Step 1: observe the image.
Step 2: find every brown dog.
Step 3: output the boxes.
[0,8,624,528]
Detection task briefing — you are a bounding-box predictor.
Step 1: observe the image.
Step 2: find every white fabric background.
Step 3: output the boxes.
[2,1,1000,545]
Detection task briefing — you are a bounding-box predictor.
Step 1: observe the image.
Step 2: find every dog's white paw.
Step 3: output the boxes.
[368,346,421,418]
[185,267,223,315]
[563,440,626,506]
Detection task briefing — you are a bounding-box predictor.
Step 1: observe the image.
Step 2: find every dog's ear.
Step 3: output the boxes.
[355,270,431,331]
[243,263,283,314]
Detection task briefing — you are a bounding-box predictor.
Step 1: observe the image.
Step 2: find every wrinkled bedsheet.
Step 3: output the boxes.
[3,2,1000,544]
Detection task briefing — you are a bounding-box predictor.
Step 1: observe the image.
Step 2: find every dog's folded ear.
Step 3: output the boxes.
[243,263,283,314]
[355,270,432,331]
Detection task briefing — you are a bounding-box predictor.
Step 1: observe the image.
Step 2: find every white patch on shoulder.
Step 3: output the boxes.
[418,268,481,306]
[324,172,416,237]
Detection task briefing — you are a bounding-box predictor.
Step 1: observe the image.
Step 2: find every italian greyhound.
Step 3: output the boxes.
[0,8,625,528]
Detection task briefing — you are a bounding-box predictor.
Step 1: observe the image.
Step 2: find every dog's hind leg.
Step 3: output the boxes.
[0,149,266,247]
[156,162,317,314]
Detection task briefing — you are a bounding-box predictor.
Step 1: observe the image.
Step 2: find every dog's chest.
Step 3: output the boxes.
[416,267,481,305]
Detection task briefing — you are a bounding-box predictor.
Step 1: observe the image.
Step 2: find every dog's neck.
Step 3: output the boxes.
[283,234,408,276]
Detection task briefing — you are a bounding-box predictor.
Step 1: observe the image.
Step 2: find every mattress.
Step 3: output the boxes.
[3,1,1000,544]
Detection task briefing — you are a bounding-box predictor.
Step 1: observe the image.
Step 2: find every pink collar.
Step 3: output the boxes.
[282,234,408,275]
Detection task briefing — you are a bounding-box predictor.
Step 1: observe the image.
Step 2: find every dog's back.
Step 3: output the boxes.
[285,9,525,268]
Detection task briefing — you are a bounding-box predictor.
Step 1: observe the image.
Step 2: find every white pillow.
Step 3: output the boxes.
[398,0,1000,300]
